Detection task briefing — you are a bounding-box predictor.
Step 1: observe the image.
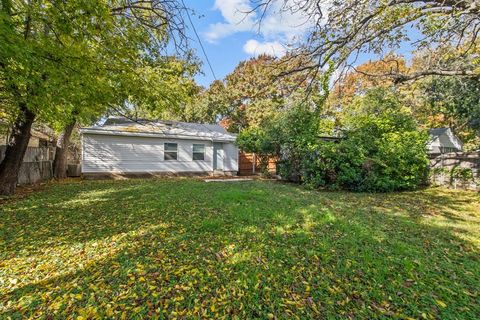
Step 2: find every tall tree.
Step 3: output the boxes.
[406,76,480,150]
[329,55,408,107]
[197,54,324,132]
[0,0,192,195]
[323,56,408,134]
[50,57,198,179]
[52,120,76,179]
[253,0,480,81]
[406,47,480,149]
[108,58,199,121]
[327,51,480,149]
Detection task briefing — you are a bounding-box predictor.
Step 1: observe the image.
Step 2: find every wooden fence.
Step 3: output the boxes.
[239,152,277,176]
[0,146,54,185]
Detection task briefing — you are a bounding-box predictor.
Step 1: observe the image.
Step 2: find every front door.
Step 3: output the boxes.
[213,142,224,170]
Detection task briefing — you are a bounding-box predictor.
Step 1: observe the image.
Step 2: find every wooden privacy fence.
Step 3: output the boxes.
[0,146,54,185]
[239,152,277,176]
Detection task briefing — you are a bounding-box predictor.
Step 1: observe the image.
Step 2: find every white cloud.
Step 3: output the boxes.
[204,0,320,53]
[204,0,256,43]
[214,0,254,25]
[252,1,315,41]
[243,39,286,57]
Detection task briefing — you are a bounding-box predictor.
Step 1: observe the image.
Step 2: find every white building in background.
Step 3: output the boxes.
[80,117,238,177]
[427,128,463,155]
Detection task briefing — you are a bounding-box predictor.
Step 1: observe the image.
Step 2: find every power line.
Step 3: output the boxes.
[181,0,217,81]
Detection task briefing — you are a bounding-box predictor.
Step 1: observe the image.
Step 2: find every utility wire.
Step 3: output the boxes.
[181,0,217,81]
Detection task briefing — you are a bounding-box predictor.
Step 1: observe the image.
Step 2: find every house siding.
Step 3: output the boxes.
[82,133,238,174]
[223,142,239,172]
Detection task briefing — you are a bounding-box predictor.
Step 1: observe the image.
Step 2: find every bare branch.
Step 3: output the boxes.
[351,65,479,83]
[249,0,480,84]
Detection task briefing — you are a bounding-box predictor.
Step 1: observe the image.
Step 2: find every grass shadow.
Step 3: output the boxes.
[1,179,479,318]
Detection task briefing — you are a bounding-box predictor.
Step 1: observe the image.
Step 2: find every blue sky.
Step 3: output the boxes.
[183,0,316,87]
[184,0,419,88]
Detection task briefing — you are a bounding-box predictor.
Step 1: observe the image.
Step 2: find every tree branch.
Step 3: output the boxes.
[351,65,480,83]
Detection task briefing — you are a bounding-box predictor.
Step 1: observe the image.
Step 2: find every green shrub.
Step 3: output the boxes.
[300,89,430,192]
[238,89,430,192]
[236,127,275,175]
[450,166,474,183]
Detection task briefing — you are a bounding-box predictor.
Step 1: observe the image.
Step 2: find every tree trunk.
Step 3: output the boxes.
[52,120,76,179]
[0,105,36,195]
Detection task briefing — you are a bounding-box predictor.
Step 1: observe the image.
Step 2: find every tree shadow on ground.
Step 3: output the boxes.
[0,179,478,318]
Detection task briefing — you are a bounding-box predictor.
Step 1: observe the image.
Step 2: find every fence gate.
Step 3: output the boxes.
[238,152,276,176]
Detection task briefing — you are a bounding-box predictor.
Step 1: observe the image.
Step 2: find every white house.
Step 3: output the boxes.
[80,117,238,177]
[427,128,463,155]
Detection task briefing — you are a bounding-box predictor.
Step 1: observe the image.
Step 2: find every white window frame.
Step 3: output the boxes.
[164,143,178,161]
[192,143,205,161]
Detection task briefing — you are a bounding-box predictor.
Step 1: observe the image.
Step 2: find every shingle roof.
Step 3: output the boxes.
[428,128,449,137]
[80,117,236,142]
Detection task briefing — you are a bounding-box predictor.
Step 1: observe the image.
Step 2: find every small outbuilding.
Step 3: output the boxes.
[80,117,238,177]
[427,128,463,155]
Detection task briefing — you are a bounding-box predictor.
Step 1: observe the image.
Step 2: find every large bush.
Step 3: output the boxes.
[236,127,276,175]
[237,89,429,192]
[236,104,319,178]
[301,89,430,192]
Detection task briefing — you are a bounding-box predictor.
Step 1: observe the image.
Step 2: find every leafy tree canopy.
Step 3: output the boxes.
[192,54,328,132]
[302,89,429,192]
[328,51,480,150]
[0,0,197,195]
[252,0,480,82]
[0,0,196,128]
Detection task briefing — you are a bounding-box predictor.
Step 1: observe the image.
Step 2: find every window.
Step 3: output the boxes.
[193,144,205,161]
[441,147,458,154]
[164,143,177,160]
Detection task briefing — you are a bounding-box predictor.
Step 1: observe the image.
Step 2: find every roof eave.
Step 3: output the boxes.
[79,128,236,142]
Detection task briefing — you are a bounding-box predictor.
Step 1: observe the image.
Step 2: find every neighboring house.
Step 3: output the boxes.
[0,128,52,148]
[80,117,238,177]
[428,128,463,155]
[0,125,54,185]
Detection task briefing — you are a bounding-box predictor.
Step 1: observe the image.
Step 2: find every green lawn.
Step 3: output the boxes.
[1,179,479,319]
